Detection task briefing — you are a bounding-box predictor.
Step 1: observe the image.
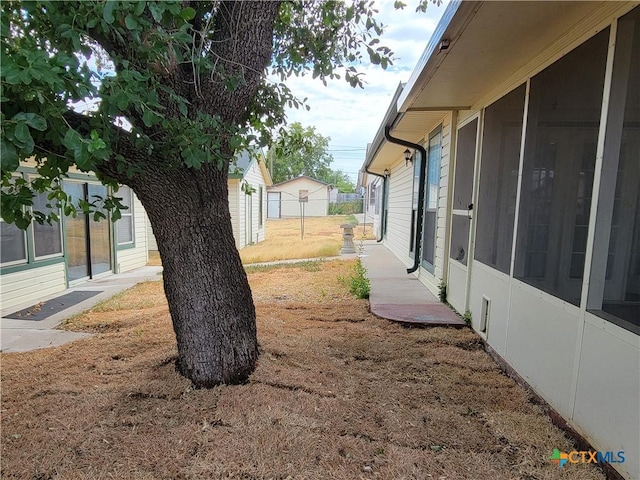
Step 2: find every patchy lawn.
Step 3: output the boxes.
[1,261,603,480]
[147,216,376,266]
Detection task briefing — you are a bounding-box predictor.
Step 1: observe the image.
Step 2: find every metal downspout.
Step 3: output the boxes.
[384,126,427,274]
[363,165,387,243]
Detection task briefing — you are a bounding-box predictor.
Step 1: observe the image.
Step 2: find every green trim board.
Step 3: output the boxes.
[0,256,65,275]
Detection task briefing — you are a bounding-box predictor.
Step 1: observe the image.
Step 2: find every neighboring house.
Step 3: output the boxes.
[358,169,385,237]
[1,164,149,312]
[227,151,271,248]
[267,175,330,218]
[147,151,271,251]
[363,2,639,479]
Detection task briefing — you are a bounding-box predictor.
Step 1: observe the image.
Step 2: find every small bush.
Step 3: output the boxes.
[438,280,447,304]
[349,259,371,299]
[329,201,363,215]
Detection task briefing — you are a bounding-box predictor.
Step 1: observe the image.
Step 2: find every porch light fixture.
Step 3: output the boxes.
[404,148,413,167]
[384,168,390,177]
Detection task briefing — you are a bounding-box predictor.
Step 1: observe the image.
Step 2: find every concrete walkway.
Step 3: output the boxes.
[1,266,163,353]
[360,242,465,326]
[1,243,462,353]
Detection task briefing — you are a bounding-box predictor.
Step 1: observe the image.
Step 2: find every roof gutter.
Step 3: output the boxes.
[363,164,387,243]
[384,126,427,274]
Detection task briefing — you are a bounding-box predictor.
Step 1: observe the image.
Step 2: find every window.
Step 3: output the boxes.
[32,191,63,259]
[422,126,442,270]
[369,184,376,206]
[1,221,27,265]
[514,29,609,305]
[1,175,28,266]
[117,185,134,245]
[587,6,640,334]
[475,85,526,274]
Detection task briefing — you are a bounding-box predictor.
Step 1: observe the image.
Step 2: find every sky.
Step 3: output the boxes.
[281,0,449,183]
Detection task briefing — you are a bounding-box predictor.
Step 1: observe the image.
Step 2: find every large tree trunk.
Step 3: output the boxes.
[134,164,257,387]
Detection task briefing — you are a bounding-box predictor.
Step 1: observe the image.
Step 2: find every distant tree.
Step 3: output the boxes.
[269,123,356,192]
[269,122,333,184]
[330,170,356,193]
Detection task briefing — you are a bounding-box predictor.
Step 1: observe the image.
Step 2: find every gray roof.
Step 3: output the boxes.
[228,150,254,179]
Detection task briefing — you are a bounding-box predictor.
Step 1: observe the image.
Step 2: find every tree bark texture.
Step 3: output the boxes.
[90,1,282,386]
[133,164,257,387]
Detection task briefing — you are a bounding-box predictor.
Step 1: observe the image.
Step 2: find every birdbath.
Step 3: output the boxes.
[340,223,357,254]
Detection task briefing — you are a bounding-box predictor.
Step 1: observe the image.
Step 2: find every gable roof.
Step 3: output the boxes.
[270,175,330,188]
[228,150,253,179]
[227,150,273,186]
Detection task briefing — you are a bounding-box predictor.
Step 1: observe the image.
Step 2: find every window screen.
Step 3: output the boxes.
[475,85,526,274]
[592,6,640,332]
[515,28,609,305]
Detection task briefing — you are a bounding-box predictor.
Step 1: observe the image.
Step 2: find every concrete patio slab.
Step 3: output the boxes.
[360,242,465,326]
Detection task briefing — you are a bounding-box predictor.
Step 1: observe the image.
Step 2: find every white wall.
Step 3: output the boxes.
[116,193,148,273]
[0,262,67,311]
[270,177,329,218]
[459,5,640,479]
[383,158,413,268]
[242,161,267,245]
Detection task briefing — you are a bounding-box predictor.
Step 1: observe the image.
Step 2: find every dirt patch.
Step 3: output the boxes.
[1,261,604,479]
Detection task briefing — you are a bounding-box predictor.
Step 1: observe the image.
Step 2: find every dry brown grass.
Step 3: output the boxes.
[240,216,374,264]
[1,261,604,480]
[148,216,375,267]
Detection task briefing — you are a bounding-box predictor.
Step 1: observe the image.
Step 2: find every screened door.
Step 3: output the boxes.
[450,118,478,267]
[447,118,479,311]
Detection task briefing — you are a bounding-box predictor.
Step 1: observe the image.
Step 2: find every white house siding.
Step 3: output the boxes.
[227,179,241,248]
[383,159,414,269]
[458,5,639,479]
[115,193,148,273]
[366,3,639,479]
[363,175,382,238]
[0,262,67,311]
[572,316,639,480]
[242,162,267,245]
[270,177,329,218]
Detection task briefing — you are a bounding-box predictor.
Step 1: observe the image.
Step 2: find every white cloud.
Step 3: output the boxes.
[279,0,448,181]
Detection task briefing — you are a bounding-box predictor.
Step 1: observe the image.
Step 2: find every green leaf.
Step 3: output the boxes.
[134,1,146,16]
[1,138,19,171]
[103,1,116,24]
[125,14,138,30]
[180,7,196,20]
[13,112,47,131]
[148,2,163,22]
[142,109,157,127]
[13,122,31,144]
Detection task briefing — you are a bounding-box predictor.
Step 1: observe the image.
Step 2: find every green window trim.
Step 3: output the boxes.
[0,256,65,275]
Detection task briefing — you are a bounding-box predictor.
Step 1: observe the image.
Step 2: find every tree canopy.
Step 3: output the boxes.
[0,0,421,387]
[1,1,392,222]
[269,122,355,192]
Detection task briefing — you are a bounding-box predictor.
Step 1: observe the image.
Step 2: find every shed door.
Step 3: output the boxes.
[267,192,281,218]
